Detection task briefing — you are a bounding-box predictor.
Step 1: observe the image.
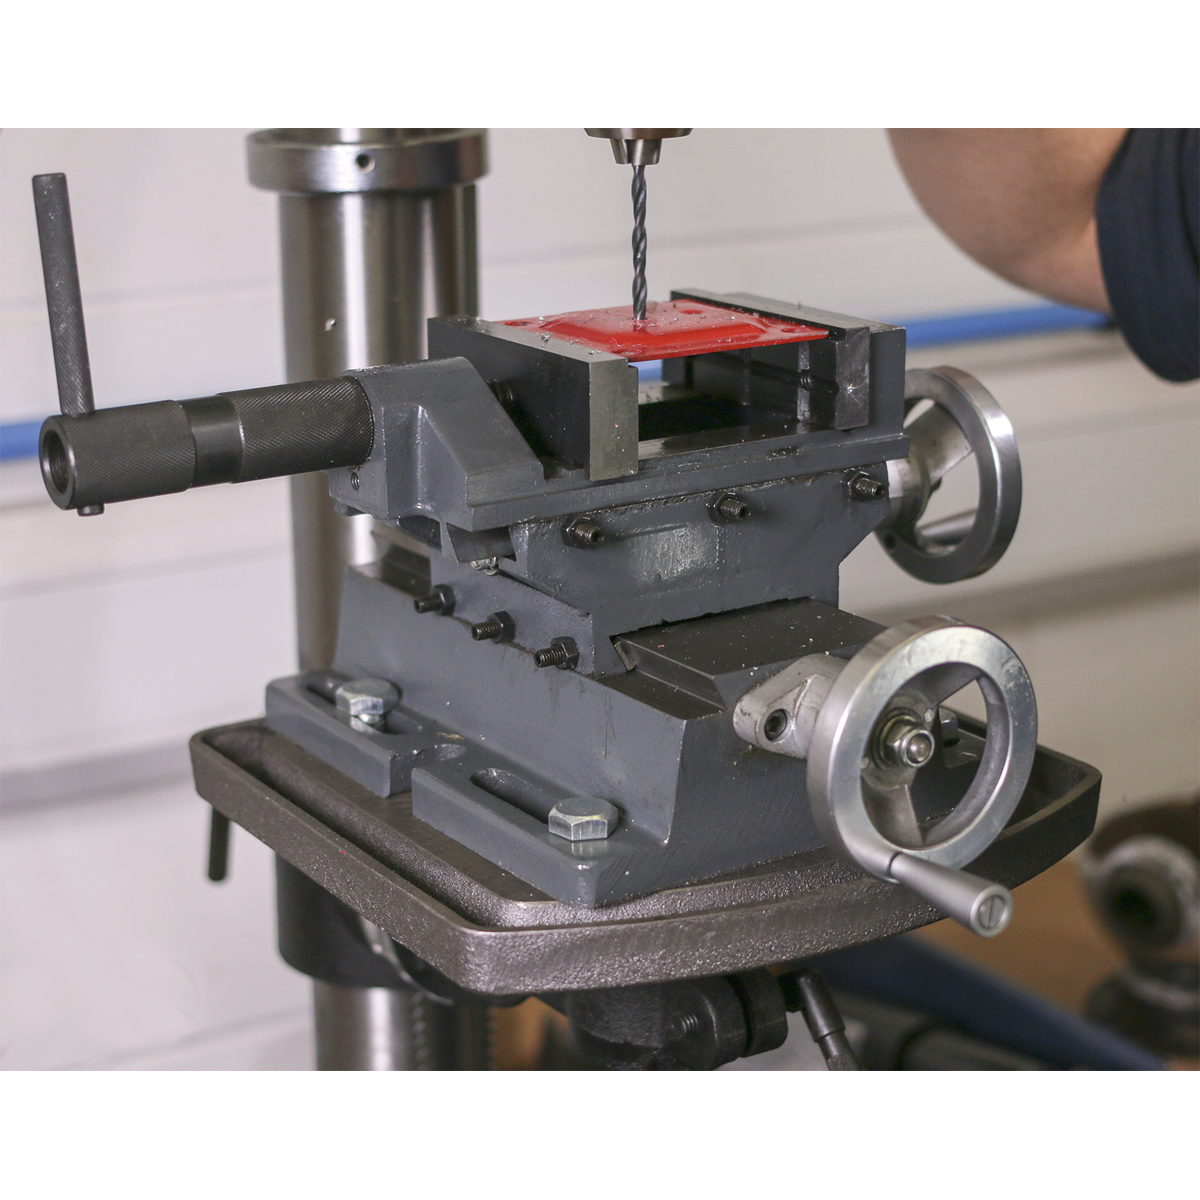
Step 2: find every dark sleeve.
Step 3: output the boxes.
[1096,129,1199,382]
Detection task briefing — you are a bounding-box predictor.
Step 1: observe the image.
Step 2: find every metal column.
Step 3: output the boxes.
[248,128,489,1069]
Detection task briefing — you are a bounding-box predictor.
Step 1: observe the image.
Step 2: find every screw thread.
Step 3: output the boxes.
[471,618,503,641]
[534,644,571,668]
[716,495,750,522]
[849,474,886,501]
[565,518,605,547]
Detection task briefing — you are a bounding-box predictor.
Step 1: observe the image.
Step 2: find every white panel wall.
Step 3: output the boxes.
[1,129,1196,1070]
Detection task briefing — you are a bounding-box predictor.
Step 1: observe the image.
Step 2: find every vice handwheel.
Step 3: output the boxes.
[734,616,1038,935]
[878,367,1022,584]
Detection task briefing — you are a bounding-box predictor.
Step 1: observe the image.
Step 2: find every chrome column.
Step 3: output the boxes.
[248,129,489,1070]
[313,981,492,1071]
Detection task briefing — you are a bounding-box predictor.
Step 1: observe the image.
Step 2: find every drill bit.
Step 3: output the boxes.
[631,164,648,322]
[585,130,692,323]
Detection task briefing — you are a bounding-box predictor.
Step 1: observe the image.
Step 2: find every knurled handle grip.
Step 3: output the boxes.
[39,377,374,510]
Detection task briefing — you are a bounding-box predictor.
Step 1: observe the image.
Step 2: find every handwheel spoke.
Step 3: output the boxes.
[863,780,922,847]
[905,402,972,485]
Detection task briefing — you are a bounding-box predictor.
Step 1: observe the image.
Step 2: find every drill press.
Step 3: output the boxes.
[29,131,1100,1069]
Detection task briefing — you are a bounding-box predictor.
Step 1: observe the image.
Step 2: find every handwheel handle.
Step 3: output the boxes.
[888,853,1013,937]
[878,366,1022,584]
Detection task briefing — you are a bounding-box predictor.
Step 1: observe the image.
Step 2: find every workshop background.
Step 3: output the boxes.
[2,129,1197,1070]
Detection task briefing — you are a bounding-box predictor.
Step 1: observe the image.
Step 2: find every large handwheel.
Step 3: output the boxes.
[734,616,1038,936]
[878,367,1022,584]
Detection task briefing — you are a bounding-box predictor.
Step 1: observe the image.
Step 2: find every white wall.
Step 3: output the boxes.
[1,130,1196,1070]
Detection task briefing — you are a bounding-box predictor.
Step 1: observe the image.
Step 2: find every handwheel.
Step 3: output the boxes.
[878,366,1022,583]
[733,616,1038,936]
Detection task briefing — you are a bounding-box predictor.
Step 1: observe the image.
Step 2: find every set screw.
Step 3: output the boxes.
[470,611,515,642]
[848,472,886,501]
[533,636,579,670]
[413,585,455,615]
[563,517,606,548]
[710,492,750,523]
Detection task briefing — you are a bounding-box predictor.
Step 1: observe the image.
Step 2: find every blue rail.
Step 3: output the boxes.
[1,304,1111,463]
[0,420,43,463]
[899,301,1109,348]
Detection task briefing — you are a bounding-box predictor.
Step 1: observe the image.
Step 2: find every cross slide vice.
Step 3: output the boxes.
[31,154,1100,1069]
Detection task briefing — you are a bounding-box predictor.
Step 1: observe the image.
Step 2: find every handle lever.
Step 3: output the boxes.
[32,173,102,515]
[888,853,1013,937]
[207,808,231,882]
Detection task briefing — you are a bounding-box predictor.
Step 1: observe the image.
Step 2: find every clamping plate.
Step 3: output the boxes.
[734,617,1038,936]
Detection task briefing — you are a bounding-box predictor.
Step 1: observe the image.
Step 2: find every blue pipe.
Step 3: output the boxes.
[898,301,1109,348]
[0,420,43,463]
[0,304,1111,463]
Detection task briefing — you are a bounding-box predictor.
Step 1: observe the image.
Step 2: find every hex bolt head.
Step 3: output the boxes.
[533,636,579,670]
[335,678,400,730]
[709,492,750,523]
[937,707,961,747]
[470,611,515,642]
[848,472,886,502]
[563,517,606,548]
[878,713,936,768]
[548,797,620,842]
[413,584,455,615]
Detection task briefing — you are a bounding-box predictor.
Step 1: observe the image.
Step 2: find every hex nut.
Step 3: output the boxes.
[548,797,620,842]
[335,678,400,727]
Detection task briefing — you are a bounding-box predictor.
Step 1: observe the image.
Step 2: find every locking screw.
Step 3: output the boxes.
[470,611,515,642]
[563,517,605,548]
[878,713,936,768]
[413,585,455,615]
[533,636,580,670]
[709,492,750,524]
[848,472,886,501]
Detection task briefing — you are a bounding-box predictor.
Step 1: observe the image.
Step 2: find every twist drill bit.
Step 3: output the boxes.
[631,164,648,321]
[584,129,692,324]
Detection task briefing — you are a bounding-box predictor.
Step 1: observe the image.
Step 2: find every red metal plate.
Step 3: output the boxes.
[499,299,827,362]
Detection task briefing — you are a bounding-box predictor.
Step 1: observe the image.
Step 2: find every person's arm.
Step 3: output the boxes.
[887,129,1127,313]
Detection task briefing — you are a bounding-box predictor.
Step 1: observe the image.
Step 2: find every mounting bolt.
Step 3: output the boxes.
[533,636,580,670]
[709,492,750,524]
[548,797,620,841]
[413,585,455,615]
[471,611,515,642]
[563,516,606,548]
[847,472,886,501]
[878,713,936,768]
[334,677,400,731]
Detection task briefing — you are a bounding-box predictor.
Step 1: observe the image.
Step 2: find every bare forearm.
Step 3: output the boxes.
[888,129,1127,312]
